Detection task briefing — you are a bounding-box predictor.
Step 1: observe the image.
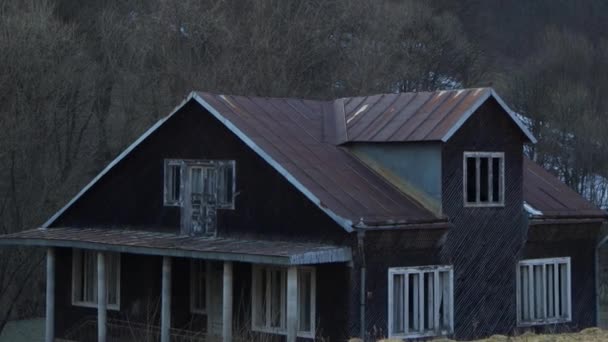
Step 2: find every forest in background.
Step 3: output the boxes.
[1,0,608,331]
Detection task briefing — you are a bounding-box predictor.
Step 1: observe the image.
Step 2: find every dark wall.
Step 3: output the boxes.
[521,223,601,333]
[362,228,447,340]
[54,249,351,341]
[440,99,527,339]
[52,101,348,243]
[55,248,164,340]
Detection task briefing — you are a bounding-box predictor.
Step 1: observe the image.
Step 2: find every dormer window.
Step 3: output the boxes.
[463,152,504,207]
[164,159,236,235]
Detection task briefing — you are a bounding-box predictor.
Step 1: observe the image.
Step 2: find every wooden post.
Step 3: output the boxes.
[286,267,298,342]
[161,256,172,342]
[97,252,107,342]
[45,248,55,342]
[222,261,233,342]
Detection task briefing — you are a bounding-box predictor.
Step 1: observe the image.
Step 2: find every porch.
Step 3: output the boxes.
[0,228,353,342]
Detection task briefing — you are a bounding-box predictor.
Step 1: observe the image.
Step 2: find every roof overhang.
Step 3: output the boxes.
[0,228,352,266]
[441,88,537,144]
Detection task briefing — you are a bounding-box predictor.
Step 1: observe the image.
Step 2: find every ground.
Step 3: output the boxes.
[365,328,608,342]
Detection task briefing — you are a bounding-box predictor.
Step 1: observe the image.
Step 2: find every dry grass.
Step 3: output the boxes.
[364,328,608,342]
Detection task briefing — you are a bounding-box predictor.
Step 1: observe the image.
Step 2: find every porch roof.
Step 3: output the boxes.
[0,228,352,265]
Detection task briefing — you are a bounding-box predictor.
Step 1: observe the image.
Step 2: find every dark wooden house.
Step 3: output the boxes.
[1,88,606,342]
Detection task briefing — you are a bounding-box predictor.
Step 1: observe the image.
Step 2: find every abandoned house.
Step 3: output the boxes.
[0,88,606,342]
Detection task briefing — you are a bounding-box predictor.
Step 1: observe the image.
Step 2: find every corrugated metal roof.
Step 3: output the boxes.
[0,228,352,265]
[339,88,536,143]
[523,158,607,219]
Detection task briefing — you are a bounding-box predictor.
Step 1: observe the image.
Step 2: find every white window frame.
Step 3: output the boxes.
[463,151,505,207]
[163,159,236,209]
[190,260,210,315]
[251,265,316,338]
[516,257,572,326]
[71,249,121,310]
[164,159,184,206]
[388,265,454,339]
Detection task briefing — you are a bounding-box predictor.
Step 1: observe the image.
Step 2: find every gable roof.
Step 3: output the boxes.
[44,88,598,232]
[523,157,607,220]
[336,88,537,143]
[43,91,449,231]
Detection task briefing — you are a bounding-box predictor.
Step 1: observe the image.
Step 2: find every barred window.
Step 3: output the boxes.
[388,266,454,339]
[516,257,571,326]
[463,152,504,206]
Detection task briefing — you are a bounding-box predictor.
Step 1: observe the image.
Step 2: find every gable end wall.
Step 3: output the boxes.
[441,99,526,339]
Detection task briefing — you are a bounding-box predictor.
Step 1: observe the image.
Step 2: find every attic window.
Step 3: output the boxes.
[463,152,504,207]
[163,159,236,209]
[164,159,236,236]
[164,160,183,206]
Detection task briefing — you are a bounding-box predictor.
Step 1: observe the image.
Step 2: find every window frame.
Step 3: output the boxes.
[164,159,184,206]
[463,151,505,207]
[71,249,121,311]
[516,257,572,327]
[163,159,236,210]
[190,259,210,315]
[251,265,316,338]
[388,265,454,339]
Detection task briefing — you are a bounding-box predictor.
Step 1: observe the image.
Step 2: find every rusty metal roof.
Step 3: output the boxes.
[194,92,445,230]
[0,228,352,265]
[339,88,536,143]
[523,157,607,220]
[42,87,598,233]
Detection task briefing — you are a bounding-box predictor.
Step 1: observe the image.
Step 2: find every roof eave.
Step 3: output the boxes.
[441,88,537,144]
[528,216,607,226]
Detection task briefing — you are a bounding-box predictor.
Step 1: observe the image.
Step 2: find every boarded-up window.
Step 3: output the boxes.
[463,152,504,206]
[72,249,120,310]
[516,257,571,326]
[163,159,235,209]
[388,266,454,339]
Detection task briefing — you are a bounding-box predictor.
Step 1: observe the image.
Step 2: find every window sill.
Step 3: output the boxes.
[517,318,571,327]
[464,202,505,208]
[72,301,120,311]
[252,326,314,339]
[190,308,207,315]
[389,329,452,339]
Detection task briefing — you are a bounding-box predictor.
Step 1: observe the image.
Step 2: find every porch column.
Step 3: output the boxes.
[286,266,298,342]
[97,252,107,342]
[161,256,172,342]
[45,248,55,342]
[222,261,233,342]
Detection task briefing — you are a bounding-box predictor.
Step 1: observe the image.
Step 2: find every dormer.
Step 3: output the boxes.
[331,88,536,216]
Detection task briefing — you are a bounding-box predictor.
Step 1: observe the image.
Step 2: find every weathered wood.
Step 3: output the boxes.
[222,261,233,342]
[161,256,172,342]
[45,248,55,342]
[286,267,298,342]
[97,252,107,342]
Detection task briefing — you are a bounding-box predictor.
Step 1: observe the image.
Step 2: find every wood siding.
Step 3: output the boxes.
[441,99,527,339]
[361,229,447,340]
[52,102,348,244]
[52,248,350,341]
[522,225,600,332]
